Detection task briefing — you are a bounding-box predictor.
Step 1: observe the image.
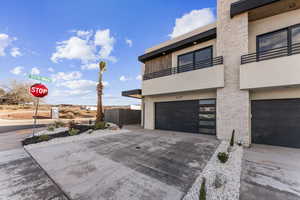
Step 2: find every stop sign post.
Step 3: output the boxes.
[30,83,48,136]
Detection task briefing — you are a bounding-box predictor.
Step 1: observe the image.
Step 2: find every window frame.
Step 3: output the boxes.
[177,46,213,68]
[256,23,300,54]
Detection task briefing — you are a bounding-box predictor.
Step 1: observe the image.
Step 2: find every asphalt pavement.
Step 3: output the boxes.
[0,124,46,134]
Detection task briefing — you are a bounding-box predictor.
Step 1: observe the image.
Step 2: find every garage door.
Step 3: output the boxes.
[252,99,300,148]
[155,99,216,134]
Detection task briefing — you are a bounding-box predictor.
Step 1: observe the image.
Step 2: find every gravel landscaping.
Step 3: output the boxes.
[183,141,244,200]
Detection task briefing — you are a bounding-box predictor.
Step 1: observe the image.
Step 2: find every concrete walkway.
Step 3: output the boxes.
[240,144,300,200]
[0,149,68,200]
[27,129,219,200]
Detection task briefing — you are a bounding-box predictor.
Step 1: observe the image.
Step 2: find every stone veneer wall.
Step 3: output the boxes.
[216,0,251,146]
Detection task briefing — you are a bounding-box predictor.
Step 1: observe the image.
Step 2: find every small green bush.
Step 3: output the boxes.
[218,152,229,163]
[94,121,106,130]
[68,128,80,136]
[199,177,206,200]
[47,125,55,132]
[230,129,235,147]
[54,121,65,128]
[38,135,51,142]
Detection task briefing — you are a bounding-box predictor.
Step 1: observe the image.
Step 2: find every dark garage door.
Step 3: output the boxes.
[155,99,216,134]
[252,99,300,148]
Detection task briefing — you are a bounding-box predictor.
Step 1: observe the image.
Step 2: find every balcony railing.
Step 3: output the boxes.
[143,56,223,80]
[241,43,300,64]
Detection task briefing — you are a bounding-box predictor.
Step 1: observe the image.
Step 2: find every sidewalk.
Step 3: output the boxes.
[0,118,95,126]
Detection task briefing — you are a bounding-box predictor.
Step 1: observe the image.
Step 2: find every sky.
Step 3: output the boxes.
[0,0,216,106]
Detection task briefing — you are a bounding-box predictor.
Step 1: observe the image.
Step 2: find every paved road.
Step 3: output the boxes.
[0,124,46,134]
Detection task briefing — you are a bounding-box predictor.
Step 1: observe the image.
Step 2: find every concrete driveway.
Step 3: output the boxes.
[27,129,219,200]
[240,144,300,200]
[0,149,68,200]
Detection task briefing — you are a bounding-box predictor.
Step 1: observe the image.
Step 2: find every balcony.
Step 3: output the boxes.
[240,43,300,89]
[142,56,224,96]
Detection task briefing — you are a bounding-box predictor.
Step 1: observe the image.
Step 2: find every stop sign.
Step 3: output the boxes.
[30,83,48,98]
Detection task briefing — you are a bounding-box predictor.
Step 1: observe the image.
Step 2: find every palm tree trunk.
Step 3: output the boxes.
[96,74,104,123]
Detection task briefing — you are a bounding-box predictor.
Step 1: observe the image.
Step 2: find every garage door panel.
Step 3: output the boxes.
[252,99,300,148]
[155,100,199,133]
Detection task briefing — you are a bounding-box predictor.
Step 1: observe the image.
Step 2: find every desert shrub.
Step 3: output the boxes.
[199,177,206,200]
[218,152,229,163]
[230,129,235,147]
[94,121,106,130]
[68,128,80,136]
[38,135,51,142]
[54,121,65,128]
[47,125,55,132]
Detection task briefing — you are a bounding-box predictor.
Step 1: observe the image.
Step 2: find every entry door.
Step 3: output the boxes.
[252,99,300,148]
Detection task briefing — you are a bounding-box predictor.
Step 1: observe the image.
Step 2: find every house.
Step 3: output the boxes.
[123,0,300,148]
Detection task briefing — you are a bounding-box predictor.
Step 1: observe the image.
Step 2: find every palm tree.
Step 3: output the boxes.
[96,61,106,123]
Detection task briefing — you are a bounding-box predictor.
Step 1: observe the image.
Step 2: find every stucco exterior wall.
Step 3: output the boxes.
[251,87,300,100]
[216,0,251,146]
[240,53,300,89]
[143,90,216,129]
[142,64,224,96]
[249,8,300,53]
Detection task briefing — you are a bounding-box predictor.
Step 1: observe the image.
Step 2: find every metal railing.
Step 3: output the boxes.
[241,43,300,64]
[143,56,223,80]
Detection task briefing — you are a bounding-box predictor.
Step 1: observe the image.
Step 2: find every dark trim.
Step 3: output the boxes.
[138,28,216,63]
[121,89,142,99]
[231,0,281,18]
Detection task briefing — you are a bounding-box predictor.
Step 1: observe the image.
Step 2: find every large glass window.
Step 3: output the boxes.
[178,53,193,67]
[195,47,212,63]
[258,29,288,52]
[177,46,213,70]
[292,25,300,44]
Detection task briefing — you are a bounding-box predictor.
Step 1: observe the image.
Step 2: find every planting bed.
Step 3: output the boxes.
[22,124,92,145]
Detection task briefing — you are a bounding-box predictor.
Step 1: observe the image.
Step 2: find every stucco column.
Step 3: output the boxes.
[216,0,251,146]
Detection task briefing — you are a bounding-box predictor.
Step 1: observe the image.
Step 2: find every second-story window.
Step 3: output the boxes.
[257,24,300,54]
[257,29,288,52]
[178,46,213,73]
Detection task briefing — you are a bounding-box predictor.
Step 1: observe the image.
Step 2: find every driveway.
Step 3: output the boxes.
[0,149,68,200]
[240,144,300,200]
[27,129,219,200]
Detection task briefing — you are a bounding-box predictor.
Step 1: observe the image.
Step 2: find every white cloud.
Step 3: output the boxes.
[10,47,22,57]
[169,8,215,38]
[94,29,117,62]
[48,67,54,72]
[120,75,131,82]
[51,36,95,63]
[136,75,142,80]
[31,67,40,75]
[51,29,117,64]
[52,71,82,81]
[81,63,98,70]
[76,30,92,38]
[10,66,23,75]
[51,89,92,97]
[125,39,133,47]
[102,81,109,86]
[59,79,97,90]
[0,33,16,56]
